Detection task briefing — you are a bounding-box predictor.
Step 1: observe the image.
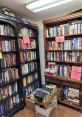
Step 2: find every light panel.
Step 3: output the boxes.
[26,0,74,12]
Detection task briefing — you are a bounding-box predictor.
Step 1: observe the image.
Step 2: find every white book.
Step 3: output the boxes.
[74,23,78,34]
[9,86,12,95]
[78,23,81,34]
[46,29,49,37]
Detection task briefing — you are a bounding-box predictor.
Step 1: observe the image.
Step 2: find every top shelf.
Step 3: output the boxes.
[45,33,82,39]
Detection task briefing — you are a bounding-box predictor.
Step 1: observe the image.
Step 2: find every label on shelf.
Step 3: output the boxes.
[56,36,65,42]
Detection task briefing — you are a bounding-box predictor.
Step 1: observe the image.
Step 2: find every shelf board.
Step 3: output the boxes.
[0,65,17,71]
[30,36,36,39]
[46,60,82,64]
[20,48,37,51]
[58,99,82,110]
[45,34,82,39]
[0,78,19,88]
[18,36,36,39]
[44,73,82,84]
[2,51,16,54]
[0,35,17,39]
[21,59,37,64]
[46,49,82,52]
[22,69,39,77]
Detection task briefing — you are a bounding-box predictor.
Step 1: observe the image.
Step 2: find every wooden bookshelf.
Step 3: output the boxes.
[46,49,82,52]
[44,73,82,84]
[45,33,82,39]
[58,99,82,110]
[46,60,82,64]
[43,9,82,111]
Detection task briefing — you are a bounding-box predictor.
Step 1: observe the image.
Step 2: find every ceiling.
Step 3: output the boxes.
[0,0,82,21]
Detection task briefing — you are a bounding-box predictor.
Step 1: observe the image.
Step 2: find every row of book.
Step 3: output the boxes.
[22,62,37,75]
[0,82,18,99]
[24,82,39,97]
[0,54,16,68]
[0,40,16,52]
[23,72,38,87]
[0,68,19,84]
[0,24,14,36]
[63,87,79,105]
[0,94,20,116]
[20,51,36,63]
[18,39,36,50]
[19,28,35,37]
[48,38,82,50]
[47,51,82,62]
[47,62,82,80]
[46,21,82,37]
[47,62,71,77]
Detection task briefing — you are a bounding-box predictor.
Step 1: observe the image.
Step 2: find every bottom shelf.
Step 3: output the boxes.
[8,103,24,117]
[58,99,82,110]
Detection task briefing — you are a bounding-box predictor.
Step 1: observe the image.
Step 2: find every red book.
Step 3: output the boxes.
[71,66,82,80]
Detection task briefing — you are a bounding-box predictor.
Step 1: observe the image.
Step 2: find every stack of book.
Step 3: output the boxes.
[63,87,79,105]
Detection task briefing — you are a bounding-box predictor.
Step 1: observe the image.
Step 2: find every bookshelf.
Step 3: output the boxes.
[0,9,41,116]
[43,10,82,110]
[0,22,22,117]
[18,26,41,98]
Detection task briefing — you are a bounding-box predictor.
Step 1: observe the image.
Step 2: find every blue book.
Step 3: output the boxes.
[0,104,4,116]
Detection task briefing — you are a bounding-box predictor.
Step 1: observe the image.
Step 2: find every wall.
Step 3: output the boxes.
[37,21,45,85]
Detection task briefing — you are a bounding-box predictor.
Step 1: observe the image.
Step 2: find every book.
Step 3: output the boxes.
[22,62,37,75]
[20,51,36,63]
[71,66,82,80]
[0,68,19,84]
[0,24,14,36]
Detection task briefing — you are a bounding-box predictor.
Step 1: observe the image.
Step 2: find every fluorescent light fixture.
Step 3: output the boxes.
[26,0,74,12]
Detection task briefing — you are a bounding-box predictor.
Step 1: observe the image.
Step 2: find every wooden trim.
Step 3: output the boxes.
[43,9,82,25]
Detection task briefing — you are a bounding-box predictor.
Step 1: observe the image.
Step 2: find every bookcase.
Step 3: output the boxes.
[18,25,41,98]
[0,21,24,117]
[43,10,82,111]
[0,11,41,117]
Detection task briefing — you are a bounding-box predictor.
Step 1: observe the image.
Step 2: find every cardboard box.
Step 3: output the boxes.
[35,96,57,117]
[25,98,35,112]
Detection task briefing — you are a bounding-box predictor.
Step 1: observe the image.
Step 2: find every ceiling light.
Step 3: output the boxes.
[26,0,74,12]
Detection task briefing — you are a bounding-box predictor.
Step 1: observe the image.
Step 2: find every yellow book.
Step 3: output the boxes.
[23,77,27,87]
